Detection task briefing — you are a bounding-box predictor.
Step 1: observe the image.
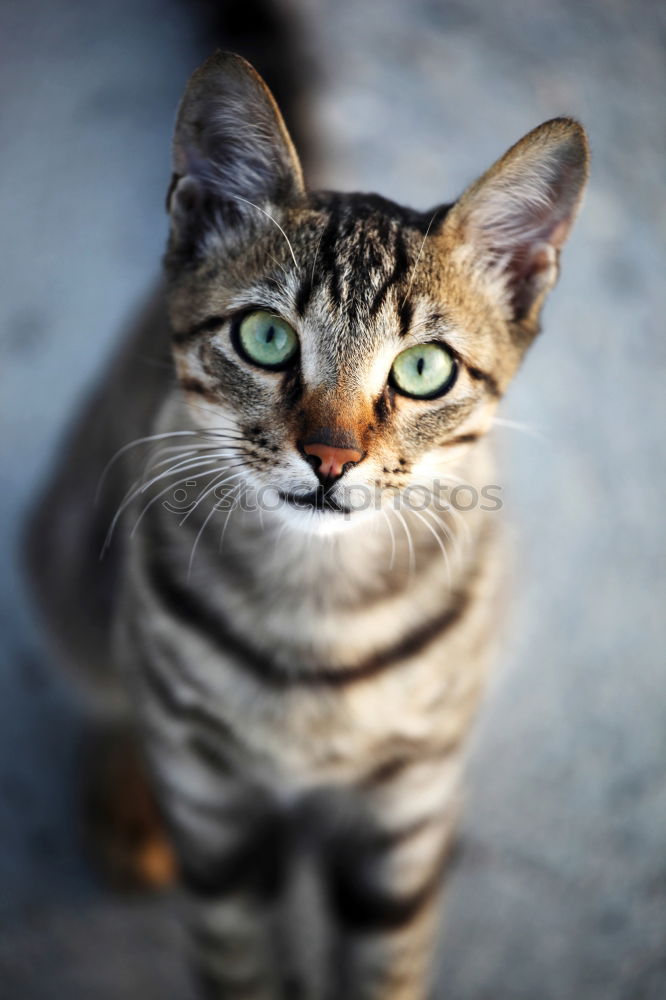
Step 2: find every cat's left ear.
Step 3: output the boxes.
[443,118,589,325]
[168,51,304,238]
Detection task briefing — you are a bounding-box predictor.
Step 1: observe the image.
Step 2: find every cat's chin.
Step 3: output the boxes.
[267,491,378,537]
[280,506,371,537]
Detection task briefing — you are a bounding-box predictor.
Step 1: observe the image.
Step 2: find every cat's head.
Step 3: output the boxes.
[164,52,588,530]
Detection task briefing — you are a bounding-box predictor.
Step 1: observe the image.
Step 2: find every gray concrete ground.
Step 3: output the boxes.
[1,0,665,997]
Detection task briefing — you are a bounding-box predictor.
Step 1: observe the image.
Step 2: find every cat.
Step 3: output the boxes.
[26,50,588,1000]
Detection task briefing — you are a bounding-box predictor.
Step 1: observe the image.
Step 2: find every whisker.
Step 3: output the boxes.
[104,457,220,554]
[391,505,416,577]
[420,504,463,567]
[310,224,326,292]
[135,447,206,497]
[182,397,245,426]
[135,443,244,501]
[178,462,249,527]
[491,416,545,441]
[141,441,244,478]
[412,509,451,587]
[232,195,300,271]
[182,399,224,422]
[436,497,471,548]
[381,507,397,571]
[140,451,245,495]
[307,504,318,549]
[267,252,290,281]
[148,441,244,456]
[273,514,289,555]
[401,209,439,307]
[96,430,213,505]
[130,464,243,541]
[186,471,249,578]
[102,464,222,556]
[218,483,243,553]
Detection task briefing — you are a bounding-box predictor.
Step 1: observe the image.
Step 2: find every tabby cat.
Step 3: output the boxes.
[27,51,588,1000]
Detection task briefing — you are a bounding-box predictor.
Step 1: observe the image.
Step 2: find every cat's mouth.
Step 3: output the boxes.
[278,488,352,515]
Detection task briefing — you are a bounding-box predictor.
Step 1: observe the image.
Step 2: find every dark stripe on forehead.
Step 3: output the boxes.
[317,196,344,308]
[369,226,410,317]
[294,268,314,317]
[342,217,370,323]
[293,214,327,317]
[398,297,414,338]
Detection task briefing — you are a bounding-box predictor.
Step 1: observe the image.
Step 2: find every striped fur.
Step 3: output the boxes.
[26,52,588,1000]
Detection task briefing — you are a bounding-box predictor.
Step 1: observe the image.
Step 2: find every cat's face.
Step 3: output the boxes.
[165,54,588,529]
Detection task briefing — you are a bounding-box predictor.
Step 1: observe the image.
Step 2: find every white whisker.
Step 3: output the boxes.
[412,509,451,587]
[437,499,471,548]
[267,252,290,280]
[179,463,249,527]
[381,507,397,571]
[141,441,244,478]
[105,457,220,554]
[233,196,300,271]
[218,483,243,553]
[122,448,201,507]
[401,209,439,307]
[186,473,247,579]
[102,464,223,556]
[310,225,326,291]
[140,451,243,495]
[421,504,461,563]
[96,430,210,504]
[391,505,416,577]
[492,416,545,441]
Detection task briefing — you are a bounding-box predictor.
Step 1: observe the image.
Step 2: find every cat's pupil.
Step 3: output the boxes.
[417,357,425,376]
[265,325,275,343]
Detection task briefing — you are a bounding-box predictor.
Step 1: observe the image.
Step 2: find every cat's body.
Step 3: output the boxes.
[26,52,588,1000]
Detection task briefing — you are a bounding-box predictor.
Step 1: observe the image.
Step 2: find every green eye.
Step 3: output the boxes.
[235,311,299,370]
[390,343,456,399]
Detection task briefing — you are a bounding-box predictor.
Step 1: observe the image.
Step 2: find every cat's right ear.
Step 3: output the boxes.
[441,118,589,328]
[167,51,304,246]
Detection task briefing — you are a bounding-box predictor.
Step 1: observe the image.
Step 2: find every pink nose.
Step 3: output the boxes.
[303,442,363,483]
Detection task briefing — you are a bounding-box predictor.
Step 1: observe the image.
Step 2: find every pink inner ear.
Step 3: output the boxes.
[503,238,559,320]
[472,183,580,319]
[482,204,567,320]
[495,190,574,255]
[528,245,555,275]
[548,217,572,251]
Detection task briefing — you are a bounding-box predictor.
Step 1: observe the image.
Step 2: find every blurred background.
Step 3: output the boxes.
[1,0,665,997]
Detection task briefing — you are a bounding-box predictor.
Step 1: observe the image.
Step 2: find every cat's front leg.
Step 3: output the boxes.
[181,810,288,1000]
[325,752,462,1000]
[140,726,288,1000]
